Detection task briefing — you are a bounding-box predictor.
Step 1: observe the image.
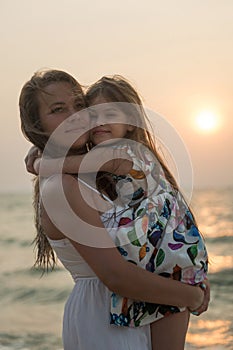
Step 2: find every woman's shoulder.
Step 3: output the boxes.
[39,174,78,241]
[40,173,78,193]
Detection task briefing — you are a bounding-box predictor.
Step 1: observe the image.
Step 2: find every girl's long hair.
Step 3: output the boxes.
[86,75,197,225]
[86,75,179,192]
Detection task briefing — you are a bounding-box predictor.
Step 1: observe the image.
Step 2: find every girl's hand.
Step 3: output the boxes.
[24,146,41,175]
[24,146,62,176]
[33,158,42,174]
[189,279,210,316]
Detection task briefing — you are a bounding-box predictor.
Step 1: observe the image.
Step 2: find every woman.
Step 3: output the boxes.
[20,69,209,349]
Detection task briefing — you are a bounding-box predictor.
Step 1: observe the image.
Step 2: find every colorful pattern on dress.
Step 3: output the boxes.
[109,143,208,327]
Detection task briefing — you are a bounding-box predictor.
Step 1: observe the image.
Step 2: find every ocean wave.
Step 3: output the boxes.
[2,265,64,276]
[0,237,32,247]
[0,286,70,304]
[206,236,233,244]
[0,332,62,350]
[209,268,233,287]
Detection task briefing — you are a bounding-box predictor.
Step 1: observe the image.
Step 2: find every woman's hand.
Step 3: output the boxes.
[189,279,210,316]
[24,146,41,175]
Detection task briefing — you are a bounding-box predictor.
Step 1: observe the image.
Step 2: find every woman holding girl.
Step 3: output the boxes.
[20,69,209,350]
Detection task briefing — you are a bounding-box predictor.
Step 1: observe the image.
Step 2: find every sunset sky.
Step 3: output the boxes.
[1,0,232,192]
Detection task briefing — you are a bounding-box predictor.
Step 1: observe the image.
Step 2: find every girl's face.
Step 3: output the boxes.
[38,82,89,149]
[89,97,134,145]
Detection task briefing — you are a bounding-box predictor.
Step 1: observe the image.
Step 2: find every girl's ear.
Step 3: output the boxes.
[126,114,136,132]
[127,124,135,132]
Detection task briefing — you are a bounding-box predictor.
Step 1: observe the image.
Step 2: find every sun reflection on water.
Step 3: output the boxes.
[187,319,233,347]
[208,255,233,273]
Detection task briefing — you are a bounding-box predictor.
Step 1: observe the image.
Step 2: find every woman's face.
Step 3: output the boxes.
[38,82,89,149]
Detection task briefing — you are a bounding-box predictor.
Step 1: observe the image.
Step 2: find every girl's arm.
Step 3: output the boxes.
[32,146,133,176]
[40,173,207,311]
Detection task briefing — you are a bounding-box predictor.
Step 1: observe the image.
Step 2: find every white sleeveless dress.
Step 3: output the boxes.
[48,237,151,350]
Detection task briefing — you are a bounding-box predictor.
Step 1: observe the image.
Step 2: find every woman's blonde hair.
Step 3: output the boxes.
[19,69,86,271]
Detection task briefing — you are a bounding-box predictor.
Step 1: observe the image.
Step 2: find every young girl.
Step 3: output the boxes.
[27,74,208,349]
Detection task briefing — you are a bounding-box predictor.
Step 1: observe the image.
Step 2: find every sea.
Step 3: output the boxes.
[0,188,232,350]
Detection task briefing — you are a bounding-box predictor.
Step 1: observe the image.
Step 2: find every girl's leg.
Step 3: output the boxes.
[150,309,190,350]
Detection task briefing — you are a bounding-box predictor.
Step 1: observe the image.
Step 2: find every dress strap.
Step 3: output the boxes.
[77,177,114,205]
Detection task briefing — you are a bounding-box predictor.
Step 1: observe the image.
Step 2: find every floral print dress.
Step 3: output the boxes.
[101,143,208,327]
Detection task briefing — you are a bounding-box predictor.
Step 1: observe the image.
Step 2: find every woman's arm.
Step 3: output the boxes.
[40,174,206,311]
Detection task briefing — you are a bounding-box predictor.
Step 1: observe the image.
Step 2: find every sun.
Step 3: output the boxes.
[195,110,219,133]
